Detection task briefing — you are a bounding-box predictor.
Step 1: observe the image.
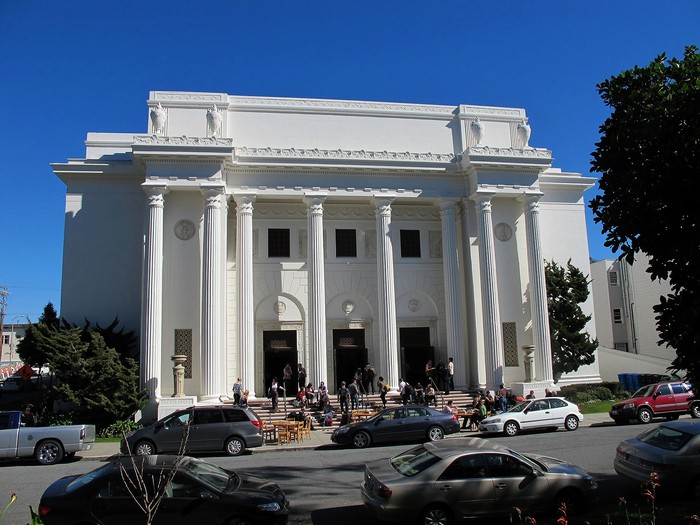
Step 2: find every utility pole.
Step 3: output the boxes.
[0,286,8,360]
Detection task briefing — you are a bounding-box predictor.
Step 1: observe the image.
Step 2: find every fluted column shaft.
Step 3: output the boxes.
[438,200,467,388]
[201,184,226,400]
[373,197,400,388]
[235,194,256,396]
[140,184,168,401]
[305,196,328,388]
[472,193,504,391]
[522,194,554,383]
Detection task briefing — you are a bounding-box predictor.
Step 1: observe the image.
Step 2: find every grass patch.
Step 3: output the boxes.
[579,400,616,414]
[96,437,121,443]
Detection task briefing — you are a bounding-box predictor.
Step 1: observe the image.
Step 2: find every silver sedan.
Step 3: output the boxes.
[361,437,598,525]
[614,420,700,497]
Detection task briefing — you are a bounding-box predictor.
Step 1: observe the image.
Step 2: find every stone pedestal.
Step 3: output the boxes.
[510,381,553,399]
[157,396,198,420]
[171,354,187,397]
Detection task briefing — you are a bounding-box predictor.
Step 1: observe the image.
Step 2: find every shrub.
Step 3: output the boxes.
[46,412,74,426]
[590,386,613,400]
[99,419,141,438]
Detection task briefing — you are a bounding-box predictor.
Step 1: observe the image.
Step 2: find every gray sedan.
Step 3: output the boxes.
[361,438,598,525]
[614,420,700,497]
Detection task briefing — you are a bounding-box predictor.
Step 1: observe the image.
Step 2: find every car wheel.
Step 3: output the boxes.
[225,437,245,456]
[553,489,583,515]
[503,420,520,437]
[637,407,653,424]
[352,431,371,449]
[134,440,156,455]
[564,415,579,431]
[35,439,64,465]
[692,403,700,419]
[420,504,452,525]
[427,426,445,441]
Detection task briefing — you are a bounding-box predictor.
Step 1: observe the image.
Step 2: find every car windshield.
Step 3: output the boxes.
[507,401,530,413]
[181,458,239,492]
[632,385,656,398]
[66,464,112,493]
[390,445,441,477]
[636,425,694,451]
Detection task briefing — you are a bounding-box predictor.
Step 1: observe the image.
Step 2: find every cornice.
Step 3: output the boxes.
[134,135,233,147]
[234,146,456,169]
[461,146,553,170]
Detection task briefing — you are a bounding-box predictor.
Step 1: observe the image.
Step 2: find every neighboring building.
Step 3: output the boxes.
[53,91,600,411]
[591,256,676,380]
[0,323,28,364]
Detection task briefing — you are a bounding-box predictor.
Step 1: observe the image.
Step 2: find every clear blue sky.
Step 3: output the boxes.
[1,1,698,321]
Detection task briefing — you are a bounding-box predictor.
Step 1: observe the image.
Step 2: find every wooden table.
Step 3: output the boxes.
[274,420,303,444]
[351,410,377,421]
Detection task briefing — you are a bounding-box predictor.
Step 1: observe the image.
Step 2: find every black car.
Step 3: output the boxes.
[331,405,460,448]
[39,455,289,525]
[121,405,264,457]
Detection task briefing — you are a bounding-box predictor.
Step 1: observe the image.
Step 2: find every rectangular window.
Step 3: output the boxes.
[174,329,193,378]
[335,229,357,257]
[614,343,629,352]
[613,308,623,324]
[609,271,619,286]
[400,230,421,258]
[268,229,290,258]
[2,335,9,345]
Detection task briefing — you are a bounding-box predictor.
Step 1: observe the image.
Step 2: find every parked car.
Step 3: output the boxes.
[39,455,289,525]
[609,381,693,424]
[361,438,598,524]
[479,397,583,437]
[0,410,95,465]
[121,405,263,457]
[614,420,700,497]
[0,376,29,392]
[331,405,460,449]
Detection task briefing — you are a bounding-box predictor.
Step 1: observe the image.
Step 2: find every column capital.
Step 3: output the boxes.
[233,192,256,207]
[518,191,545,211]
[436,198,458,215]
[142,183,169,205]
[372,196,395,215]
[470,191,496,211]
[303,194,327,213]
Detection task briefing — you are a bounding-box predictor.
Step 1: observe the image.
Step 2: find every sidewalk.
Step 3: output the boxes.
[80,412,615,461]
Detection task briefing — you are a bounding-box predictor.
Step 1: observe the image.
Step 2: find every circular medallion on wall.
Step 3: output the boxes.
[408,299,421,312]
[342,300,355,315]
[174,219,196,241]
[273,301,287,315]
[495,222,513,242]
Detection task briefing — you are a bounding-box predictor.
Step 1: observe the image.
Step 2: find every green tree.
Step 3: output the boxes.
[17,302,60,367]
[589,46,700,387]
[545,260,598,378]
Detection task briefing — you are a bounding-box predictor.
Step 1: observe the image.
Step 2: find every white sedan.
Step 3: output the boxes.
[479,397,583,436]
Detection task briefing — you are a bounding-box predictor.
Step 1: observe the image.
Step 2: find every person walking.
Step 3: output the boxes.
[497,384,508,413]
[377,376,388,408]
[270,377,279,411]
[363,364,376,394]
[233,378,243,406]
[348,379,360,411]
[297,363,307,393]
[337,381,349,414]
[282,363,293,397]
[448,357,455,391]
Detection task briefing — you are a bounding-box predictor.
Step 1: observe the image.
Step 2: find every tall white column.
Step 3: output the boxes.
[438,199,467,388]
[472,193,504,391]
[521,193,554,383]
[235,194,256,396]
[373,197,400,389]
[305,195,328,388]
[140,184,168,402]
[200,184,226,400]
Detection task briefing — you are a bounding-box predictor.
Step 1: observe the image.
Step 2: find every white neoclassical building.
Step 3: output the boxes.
[53,91,601,412]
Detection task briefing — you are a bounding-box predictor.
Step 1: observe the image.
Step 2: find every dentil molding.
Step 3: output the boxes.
[235,146,455,164]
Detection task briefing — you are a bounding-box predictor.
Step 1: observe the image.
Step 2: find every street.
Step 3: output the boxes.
[0,423,648,525]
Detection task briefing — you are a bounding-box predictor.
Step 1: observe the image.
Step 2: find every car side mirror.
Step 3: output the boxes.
[652,393,658,399]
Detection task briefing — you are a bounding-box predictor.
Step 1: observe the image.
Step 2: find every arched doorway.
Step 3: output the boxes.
[263,330,298,394]
[399,327,434,387]
[333,329,367,388]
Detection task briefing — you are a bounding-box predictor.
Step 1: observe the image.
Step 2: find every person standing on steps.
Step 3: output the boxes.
[270,377,279,411]
[377,376,388,408]
[297,363,307,393]
[233,378,242,406]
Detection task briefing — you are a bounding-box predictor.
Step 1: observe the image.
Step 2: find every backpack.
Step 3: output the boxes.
[348,383,358,396]
[338,386,349,399]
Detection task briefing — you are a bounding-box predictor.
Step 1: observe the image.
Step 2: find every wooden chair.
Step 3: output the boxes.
[262,420,276,443]
[302,418,312,439]
[288,422,302,443]
[277,425,291,445]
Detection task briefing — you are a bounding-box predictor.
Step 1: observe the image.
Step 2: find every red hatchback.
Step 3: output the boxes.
[609,381,694,424]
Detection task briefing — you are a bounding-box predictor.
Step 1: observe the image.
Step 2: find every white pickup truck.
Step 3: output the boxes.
[0,411,96,465]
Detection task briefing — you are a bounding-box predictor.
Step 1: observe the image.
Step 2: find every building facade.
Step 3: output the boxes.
[591,256,674,360]
[53,91,601,410]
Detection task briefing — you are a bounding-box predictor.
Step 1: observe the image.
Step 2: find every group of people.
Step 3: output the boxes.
[424,358,455,395]
[397,378,438,407]
[442,398,489,430]
[231,378,249,407]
